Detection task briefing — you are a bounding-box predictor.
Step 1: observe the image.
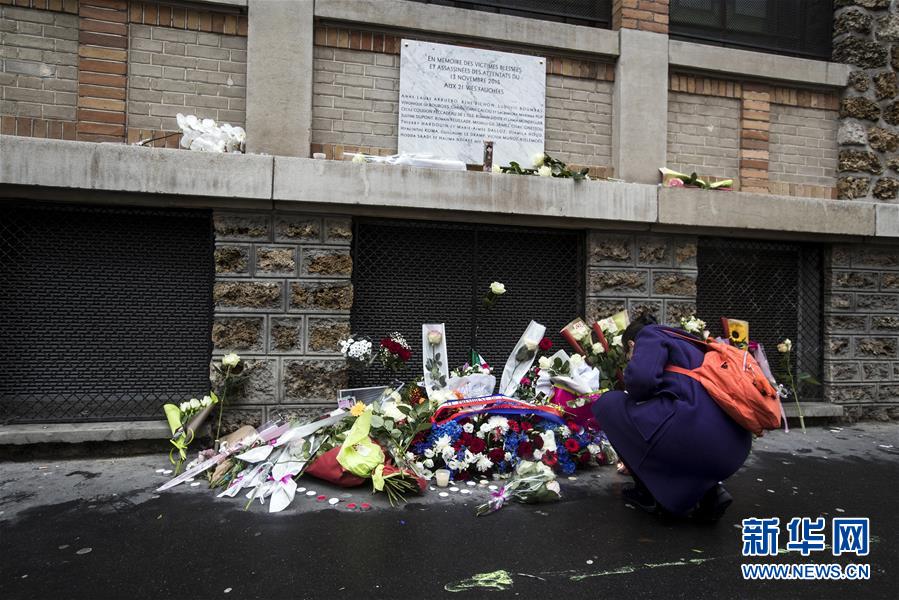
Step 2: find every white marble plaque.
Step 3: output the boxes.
[399,40,545,167]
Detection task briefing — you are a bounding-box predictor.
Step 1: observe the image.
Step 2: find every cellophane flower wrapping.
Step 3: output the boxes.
[476,460,560,516]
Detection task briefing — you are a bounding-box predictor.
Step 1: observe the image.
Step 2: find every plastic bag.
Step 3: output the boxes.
[336,408,385,477]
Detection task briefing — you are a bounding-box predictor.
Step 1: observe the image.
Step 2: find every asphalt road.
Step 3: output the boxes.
[1,423,897,599]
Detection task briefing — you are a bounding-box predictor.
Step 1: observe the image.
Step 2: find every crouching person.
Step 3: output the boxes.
[592,315,752,521]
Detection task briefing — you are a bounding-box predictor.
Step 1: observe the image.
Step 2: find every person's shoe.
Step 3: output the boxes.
[691,484,733,523]
[622,483,658,514]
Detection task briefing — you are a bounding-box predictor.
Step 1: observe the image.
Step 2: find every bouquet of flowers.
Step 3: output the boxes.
[339,335,375,370]
[476,460,561,516]
[410,412,612,481]
[679,315,709,339]
[163,393,220,473]
[378,332,412,372]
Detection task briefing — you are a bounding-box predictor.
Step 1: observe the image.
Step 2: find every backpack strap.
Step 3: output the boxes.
[661,328,711,349]
[664,364,702,383]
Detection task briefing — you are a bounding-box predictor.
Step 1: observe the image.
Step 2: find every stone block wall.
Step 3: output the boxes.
[666,91,740,182]
[310,22,615,174]
[0,4,78,137]
[586,232,698,327]
[212,211,353,431]
[824,243,899,420]
[127,24,246,133]
[833,0,899,201]
[768,104,839,192]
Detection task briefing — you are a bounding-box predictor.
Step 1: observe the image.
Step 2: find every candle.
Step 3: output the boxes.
[434,469,451,488]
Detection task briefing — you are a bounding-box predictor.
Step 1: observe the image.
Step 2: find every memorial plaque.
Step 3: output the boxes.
[399,40,545,167]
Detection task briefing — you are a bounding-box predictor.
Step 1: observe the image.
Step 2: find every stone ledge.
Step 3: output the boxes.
[783,402,845,419]
[876,204,899,238]
[273,157,658,224]
[669,40,851,88]
[0,136,273,200]
[658,187,876,237]
[314,0,619,57]
[0,421,171,445]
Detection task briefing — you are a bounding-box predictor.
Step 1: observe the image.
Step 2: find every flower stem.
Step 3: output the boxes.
[214,365,231,449]
[786,352,806,433]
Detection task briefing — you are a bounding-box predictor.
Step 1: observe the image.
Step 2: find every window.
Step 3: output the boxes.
[0,203,214,423]
[350,219,585,386]
[670,0,833,60]
[405,0,612,29]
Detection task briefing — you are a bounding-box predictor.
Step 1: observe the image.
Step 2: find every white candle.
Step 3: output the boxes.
[434,469,451,487]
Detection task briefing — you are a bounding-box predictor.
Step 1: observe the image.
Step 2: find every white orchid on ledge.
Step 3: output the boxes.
[176,113,246,153]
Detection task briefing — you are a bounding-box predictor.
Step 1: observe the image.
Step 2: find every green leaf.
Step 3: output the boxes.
[384,419,394,431]
[370,414,384,428]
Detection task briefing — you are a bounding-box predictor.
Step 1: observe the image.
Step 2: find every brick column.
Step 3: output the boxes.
[740,84,771,193]
[612,0,669,33]
[77,0,129,142]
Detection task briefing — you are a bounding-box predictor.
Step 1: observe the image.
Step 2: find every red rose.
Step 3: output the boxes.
[399,348,411,361]
[541,451,558,467]
[539,337,553,351]
[468,437,486,454]
[520,376,531,386]
[564,438,580,452]
[532,435,544,449]
[578,451,592,464]
[566,420,581,433]
[488,448,505,462]
[518,441,533,458]
[520,421,534,432]
[380,337,391,348]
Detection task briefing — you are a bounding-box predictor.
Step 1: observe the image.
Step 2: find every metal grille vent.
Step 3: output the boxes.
[696,237,823,400]
[350,219,584,387]
[405,0,612,28]
[0,202,214,423]
[670,0,832,61]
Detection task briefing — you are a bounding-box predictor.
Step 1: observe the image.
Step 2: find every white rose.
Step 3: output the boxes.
[463,423,474,434]
[532,152,546,167]
[352,153,366,164]
[189,398,201,410]
[424,459,434,469]
[570,354,584,369]
[592,344,604,355]
[424,448,435,458]
[540,430,557,453]
[489,281,506,295]
[491,164,502,173]
[179,401,190,412]
[533,449,544,460]
[200,395,212,407]
[221,353,240,367]
[427,330,443,345]
[546,480,561,495]
[538,356,552,370]
[537,165,552,177]
[523,338,538,351]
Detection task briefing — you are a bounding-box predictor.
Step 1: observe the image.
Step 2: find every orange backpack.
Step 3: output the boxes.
[663,330,782,436]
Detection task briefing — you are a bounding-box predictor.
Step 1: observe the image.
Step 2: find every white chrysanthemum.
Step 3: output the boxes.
[491,164,502,173]
[433,434,452,455]
[480,415,509,433]
[538,165,552,177]
[532,152,546,167]
[475,454,493,472]
[424,448,435,459]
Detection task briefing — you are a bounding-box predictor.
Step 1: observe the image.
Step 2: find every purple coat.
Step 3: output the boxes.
[592,325,752,514]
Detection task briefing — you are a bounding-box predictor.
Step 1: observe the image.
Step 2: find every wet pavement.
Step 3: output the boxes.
[1,423,897,599]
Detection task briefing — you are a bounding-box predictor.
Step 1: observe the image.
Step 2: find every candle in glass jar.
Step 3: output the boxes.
[434,469,451,487]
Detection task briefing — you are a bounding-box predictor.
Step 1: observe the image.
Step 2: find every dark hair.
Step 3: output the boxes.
[621,313,658,349]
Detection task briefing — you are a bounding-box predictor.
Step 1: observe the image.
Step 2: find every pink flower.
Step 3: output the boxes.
[667,178,685,187]
[520,376,531,386]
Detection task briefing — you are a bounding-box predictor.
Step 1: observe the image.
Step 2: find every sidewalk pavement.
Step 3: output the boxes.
[1,423,897,599]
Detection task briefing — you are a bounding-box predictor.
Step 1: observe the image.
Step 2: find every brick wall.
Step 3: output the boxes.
[311,23,615,172]
[0,4,78,136]
[768,104,839,193]
[666,91,740,183]
[612,0,668,33]
[586,232,698,327]
[211,211,353,430]
[545,74,612,168]
[824,244,899,420]
[126,24,246,135]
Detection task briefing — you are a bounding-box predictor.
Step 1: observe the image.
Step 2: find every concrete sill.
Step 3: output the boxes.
[782,402,844,419]
[0,421,171,445]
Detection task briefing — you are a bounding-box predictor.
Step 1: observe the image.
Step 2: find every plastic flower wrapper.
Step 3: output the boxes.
[476,460,561,516]
[337,407,386,477]
[162,393,219,473]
